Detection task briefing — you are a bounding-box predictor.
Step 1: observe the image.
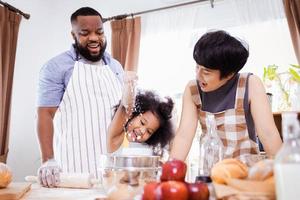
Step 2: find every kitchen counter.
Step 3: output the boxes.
[21,184,107,200]
[18,182,217,200]
[19,183,218,200]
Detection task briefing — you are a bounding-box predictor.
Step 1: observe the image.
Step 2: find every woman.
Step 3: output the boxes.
[108,90,174,155]
[170,30,282,161]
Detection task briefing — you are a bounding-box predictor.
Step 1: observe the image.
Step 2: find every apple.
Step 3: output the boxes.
[142,181,161,200]
[160,181,188,200]
[186,181,210,200]
[160,159,187,181]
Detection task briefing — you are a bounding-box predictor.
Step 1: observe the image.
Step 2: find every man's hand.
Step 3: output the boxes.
[37,159,61,187]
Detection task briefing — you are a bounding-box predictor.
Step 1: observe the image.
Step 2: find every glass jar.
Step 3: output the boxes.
[198,114,223,180]
[274,112,300,200]
[99,154,160,200]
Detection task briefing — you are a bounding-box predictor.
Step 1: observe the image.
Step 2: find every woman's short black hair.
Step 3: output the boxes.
[70,7,103,23]
[193,30,249,79]
[125,90,175,148]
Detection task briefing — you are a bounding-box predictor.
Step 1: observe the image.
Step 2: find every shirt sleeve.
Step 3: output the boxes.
[37,60,65,107]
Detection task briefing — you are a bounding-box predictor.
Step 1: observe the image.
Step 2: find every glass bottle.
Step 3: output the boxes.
[274,112,300,200]
[198,114,223,181]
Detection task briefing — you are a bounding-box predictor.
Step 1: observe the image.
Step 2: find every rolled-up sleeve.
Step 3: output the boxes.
[37,61,65,107]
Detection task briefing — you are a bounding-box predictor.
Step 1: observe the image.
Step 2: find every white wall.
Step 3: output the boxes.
[6,0,174,181]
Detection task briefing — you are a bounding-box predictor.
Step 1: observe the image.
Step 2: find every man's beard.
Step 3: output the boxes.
[74,39,107,62]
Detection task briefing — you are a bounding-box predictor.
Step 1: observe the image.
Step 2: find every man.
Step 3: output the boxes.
[37,7,123,187]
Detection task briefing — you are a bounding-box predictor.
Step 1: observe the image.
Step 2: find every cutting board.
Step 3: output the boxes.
[0,182,31,200]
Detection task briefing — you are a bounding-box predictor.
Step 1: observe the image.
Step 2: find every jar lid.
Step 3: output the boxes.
[195,175,212,183]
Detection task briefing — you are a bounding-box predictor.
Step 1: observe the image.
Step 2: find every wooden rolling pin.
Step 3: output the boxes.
[25,173,100,189]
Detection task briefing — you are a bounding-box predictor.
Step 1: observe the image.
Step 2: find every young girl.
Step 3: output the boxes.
[108,90,174,156]
[170,30,282,161]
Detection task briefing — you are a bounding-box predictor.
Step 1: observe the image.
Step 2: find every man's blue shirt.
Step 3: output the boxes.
[37,46,123,106]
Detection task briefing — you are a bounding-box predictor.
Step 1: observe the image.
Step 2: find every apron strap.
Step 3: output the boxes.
[234,73,249,109]
[189,80,202,109]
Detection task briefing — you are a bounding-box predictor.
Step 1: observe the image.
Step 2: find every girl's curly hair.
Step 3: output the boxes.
[124,90,175,148]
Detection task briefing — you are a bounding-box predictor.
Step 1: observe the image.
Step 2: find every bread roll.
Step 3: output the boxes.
[225,178,275,194]
[0,162,12,188]
[211,158,248,184]
[248,159,274,181]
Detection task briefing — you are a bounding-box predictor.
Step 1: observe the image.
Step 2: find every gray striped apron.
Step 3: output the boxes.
[53,61,122,178]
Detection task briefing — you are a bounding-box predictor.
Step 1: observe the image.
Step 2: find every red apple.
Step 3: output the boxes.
[186,181,210,200]
[160,181,189,200]
[160,159,187,181]
[142,181,161,200]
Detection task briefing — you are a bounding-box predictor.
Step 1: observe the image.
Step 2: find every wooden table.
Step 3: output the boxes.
[21,184,107,200]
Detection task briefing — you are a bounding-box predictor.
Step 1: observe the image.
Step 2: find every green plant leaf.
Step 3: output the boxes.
[290,64,300,69]
[263,67,267,82]
[264,65,278,81]
[289,68,300,83]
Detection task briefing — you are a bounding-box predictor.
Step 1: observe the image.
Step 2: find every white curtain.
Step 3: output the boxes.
[137,0,297,97]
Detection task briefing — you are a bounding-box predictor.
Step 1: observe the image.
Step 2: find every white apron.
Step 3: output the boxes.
[53,61,122,178]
